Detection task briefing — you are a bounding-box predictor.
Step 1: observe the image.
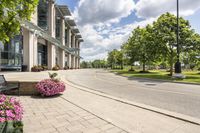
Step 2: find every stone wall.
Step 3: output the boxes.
[6,81,39,95]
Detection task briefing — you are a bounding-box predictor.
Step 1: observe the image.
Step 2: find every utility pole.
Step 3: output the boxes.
[174,0,185,78]
[174,0,181,74]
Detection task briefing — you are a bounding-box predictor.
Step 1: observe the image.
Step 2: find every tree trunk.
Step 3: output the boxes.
[143,62,146,72]
[121,63,123,69]
[170,52,173,76]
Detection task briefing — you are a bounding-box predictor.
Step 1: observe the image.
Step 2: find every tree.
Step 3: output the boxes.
[0,0,39,43]
[124,26,158,72]
[107,49,123,69]
[153,13,195,75]
[80,61,89,68]
[115,50,123,69]
[107,50,115,69]
[185,33,200,70]
[121,41,137,70]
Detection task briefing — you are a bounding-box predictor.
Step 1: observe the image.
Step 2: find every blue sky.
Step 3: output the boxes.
[56,0,200,61]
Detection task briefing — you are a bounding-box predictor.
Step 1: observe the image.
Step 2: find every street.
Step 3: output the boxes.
[65,69,200,119]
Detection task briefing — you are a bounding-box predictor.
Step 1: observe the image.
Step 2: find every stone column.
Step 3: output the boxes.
[48,0,56,38]
[59,49,65,69]
[78,41,81,68]
[48,43,56,69]
[33,35,38,66]
[23,28,37,71]
[46,0,56,70]
[68,54,71,68]
[78,42,80,56]
[71,55,75,69]
[71,34,76,68]
[78,58,80,69]
[59,18,65,69]
[66,27,72,68]
[75,39,79,69]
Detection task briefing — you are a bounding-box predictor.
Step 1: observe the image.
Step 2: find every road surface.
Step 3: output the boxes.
[64,69,200,119]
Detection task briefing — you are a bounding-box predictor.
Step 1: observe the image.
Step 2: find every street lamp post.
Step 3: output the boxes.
[174,0,182,74]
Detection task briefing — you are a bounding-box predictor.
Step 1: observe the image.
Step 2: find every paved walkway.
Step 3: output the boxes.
[17,95,125,133]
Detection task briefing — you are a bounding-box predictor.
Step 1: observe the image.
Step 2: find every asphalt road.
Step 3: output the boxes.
[65,69,200,119]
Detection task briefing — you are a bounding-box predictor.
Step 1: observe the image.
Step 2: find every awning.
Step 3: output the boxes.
[68,48,80,52]
[79,39,84,42]
[57,5,71,16]
[72,28,80,33]
[76,34,82,39]
[66,19,76,27]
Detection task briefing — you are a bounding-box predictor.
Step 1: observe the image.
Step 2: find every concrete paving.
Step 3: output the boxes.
[64,69,200,119]
[3,70,200,133]
[62,84,200,133]
[17,95,125,133]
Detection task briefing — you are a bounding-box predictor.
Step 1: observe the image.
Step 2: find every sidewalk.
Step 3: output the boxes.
[4,71,200,133]
[61,83,200,133]
[17,95,126,133]
[5,71,126,133]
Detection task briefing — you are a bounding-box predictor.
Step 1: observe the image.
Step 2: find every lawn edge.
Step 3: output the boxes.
[111,71,200,86]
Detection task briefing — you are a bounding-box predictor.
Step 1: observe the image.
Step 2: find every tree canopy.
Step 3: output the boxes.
[108,12,200,75]
[0,0,39,43]
[107,49,123,69]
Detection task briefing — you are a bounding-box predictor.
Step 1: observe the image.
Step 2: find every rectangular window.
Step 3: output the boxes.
[38,0,48,30]
[56,18,61,40]
[0,35,22,68]
[38,43,48,66]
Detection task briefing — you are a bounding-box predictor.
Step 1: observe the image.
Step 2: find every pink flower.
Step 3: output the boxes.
[0,117,5,122]
[0,94,23,122]
[36,79,66,96]
[6,110,15,118]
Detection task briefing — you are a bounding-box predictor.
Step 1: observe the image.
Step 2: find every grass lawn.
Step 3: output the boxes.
[111,69,200,84]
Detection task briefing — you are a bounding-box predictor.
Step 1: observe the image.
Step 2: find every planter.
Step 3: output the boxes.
[0,121,23,133]
[0,95,24,133]
[21,65,27,72]
[36,79,66,96]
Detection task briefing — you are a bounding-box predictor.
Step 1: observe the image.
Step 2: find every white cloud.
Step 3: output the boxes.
[76,0,200,61]
[135,0,200,19]
[80,18,156,61]
[74,0,135,25]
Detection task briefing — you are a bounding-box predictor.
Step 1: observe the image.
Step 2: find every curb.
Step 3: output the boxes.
[63,77,200,126]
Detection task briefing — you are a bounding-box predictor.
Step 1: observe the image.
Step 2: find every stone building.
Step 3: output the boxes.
[0,0,83,71]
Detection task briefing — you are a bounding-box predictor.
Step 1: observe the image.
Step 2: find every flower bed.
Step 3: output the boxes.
[35,79,66,96]
[0,95,23,132]
[0,95,23,122]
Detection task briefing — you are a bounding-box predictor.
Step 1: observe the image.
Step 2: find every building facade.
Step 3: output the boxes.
[0,0,83,71]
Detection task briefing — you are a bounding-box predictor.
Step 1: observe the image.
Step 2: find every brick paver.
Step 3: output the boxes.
[15,96,126,133]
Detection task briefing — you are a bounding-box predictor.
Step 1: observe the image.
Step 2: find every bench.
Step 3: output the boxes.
[0,75,20,96]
